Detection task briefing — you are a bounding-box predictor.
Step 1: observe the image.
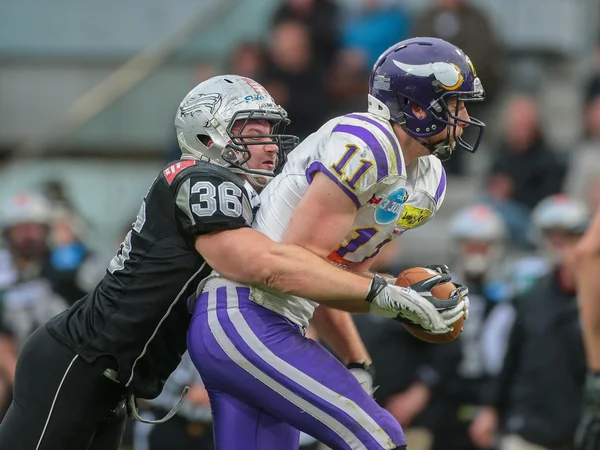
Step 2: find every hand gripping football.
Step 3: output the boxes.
[395,267,463,344]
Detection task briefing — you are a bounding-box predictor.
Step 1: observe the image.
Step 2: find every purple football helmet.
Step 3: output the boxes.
[368,37,485,161]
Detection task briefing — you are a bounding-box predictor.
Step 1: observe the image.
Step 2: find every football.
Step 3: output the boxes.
[395,267,463,344]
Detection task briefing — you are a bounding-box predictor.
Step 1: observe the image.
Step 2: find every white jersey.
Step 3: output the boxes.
[248,112,447,327]
[203,113,447,327]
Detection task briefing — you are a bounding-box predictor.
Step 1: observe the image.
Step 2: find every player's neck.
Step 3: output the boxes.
[392,123,426,166]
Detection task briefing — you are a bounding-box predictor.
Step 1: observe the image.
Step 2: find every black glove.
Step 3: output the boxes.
[575,372,600,450]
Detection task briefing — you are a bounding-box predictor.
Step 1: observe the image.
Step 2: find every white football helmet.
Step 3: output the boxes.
[449,204,507,278]
[531,194,589,236]
[175,75,299,188]
[1,192,51,230]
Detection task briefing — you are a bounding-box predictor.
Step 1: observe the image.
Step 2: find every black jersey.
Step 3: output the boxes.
[46,159,254,399]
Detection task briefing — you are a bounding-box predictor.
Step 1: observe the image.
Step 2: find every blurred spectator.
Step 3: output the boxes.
[228,42,267,80]
[411,0,503,106]
[480,171,532,247]
[262,20,331,140]
[411,0,504,175]
[469,195,589,450]
[42,179,77,213]
[430,205,514,450]
[0,193,71,417]
[488,94,567,211]
[354,314,461,450]
[272,0,340,69]
[0,193,70,349]
[48,206,105,305]
[340,0,411,69]
[583,37,600,107]
[563,95,600,211]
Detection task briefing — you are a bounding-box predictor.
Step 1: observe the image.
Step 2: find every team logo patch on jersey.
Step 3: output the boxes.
[373,188,408,224]
[396,205,432,229]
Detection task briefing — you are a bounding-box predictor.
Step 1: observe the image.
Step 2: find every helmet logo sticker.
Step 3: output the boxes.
[392,60,464,91]
[180,93,222,116]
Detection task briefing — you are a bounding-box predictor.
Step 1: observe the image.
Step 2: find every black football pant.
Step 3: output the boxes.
[0,325,127,450]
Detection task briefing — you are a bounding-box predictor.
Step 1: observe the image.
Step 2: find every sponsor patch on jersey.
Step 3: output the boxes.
[163,160,196,185]
[396,205,433,229]
[373,188,408,224]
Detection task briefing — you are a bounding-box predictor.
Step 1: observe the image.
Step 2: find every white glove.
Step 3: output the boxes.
[452,283,470,320]
[366,275,465,335]
[346,362,377,396]
[385,269,470,322]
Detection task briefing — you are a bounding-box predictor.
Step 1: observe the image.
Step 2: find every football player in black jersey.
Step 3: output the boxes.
[0,75,461,450]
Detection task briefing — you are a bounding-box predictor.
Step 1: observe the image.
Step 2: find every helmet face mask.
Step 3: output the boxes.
[449,204,507,280]
[175,75,299,188]
[369,37,486,161]
[223,109,298,185]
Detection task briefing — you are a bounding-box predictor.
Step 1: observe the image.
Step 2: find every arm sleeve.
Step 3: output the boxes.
[172,169,254,238]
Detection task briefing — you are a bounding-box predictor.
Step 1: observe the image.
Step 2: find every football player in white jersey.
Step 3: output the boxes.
[188,37,484,450]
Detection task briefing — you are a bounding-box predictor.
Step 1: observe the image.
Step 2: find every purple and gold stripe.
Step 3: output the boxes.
[332,124,388,181]
[345,114,403,176]
[434,167,447,204]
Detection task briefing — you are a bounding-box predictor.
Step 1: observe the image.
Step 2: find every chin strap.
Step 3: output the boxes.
[126,387,190,424]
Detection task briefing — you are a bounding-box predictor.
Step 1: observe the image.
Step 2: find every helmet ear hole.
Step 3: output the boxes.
[196,134,212,147]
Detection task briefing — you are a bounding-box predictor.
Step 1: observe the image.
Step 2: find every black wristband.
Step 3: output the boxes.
[365,275,387,303]
[346,361,375,378]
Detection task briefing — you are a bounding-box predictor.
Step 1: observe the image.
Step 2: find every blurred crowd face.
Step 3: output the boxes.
[286,0,315,15]
[437,0,464,10]
[487,172,514,201]
[540,229,583,273]
[270,21,311,72]
[5,222,48,260]
[230,44,265,79]
[587,176,600,212]
[584,97,600,139]
[503,95,540,152]
[458,239,498,278]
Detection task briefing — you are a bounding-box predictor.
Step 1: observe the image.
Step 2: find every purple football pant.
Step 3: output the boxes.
[187,285,406,450]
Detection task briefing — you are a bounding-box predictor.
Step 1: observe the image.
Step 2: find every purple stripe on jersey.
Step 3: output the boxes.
[434,167,447,203]
[305,161,361,208]
[346,114,402,176]
[332,124,388,181]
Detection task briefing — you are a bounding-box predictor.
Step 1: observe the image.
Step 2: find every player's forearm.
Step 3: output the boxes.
[311,307,371,364]
[576,210,600,371]
[197,229,372,312]
[262,243,372,313]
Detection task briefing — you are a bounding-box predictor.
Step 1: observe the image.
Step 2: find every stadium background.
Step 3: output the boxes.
[0,0,599,449]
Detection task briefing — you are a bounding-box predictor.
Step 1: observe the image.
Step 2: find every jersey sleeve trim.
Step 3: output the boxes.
[305,161,361,208]
[346,114,403,176]
[434,166,447,205]
[332,124,389,181]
